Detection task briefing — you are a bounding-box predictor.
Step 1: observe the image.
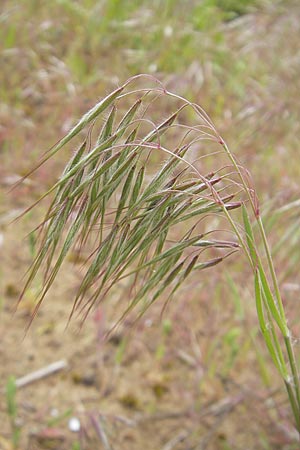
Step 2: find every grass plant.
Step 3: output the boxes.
[20,75,300,434]
[5,376,21,449]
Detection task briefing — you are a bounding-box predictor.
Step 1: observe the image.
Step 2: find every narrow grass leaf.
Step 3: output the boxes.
[6,376,17,419]
[258,264,287,335]
[255,271,288,377]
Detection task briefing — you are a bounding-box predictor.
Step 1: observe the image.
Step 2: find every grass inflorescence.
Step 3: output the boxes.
[20,75,300,433]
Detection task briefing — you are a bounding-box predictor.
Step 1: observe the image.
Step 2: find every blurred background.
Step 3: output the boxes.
[1,0,300,449]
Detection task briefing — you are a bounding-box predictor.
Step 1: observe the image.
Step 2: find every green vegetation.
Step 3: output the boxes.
[5,377,21,448]
[1,0,300,448]
[21,75,300,434]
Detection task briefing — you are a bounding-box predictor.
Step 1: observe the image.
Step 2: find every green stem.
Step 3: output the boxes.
[222,143,284,316]
[222,141,300,429]
[285,380,300,431]
[285,336,300,411]
[257,216,285,319]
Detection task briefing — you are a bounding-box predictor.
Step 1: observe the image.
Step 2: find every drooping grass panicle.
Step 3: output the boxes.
[20,76,300,431]
[21,77,237,312]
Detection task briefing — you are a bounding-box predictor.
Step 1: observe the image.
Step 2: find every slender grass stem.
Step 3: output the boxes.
[285,380,300,431]
[285,337,300,410]
[257,216,285,319]
[222,142,300,431]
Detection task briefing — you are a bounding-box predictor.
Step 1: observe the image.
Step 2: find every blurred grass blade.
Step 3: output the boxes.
[6,376,17,419]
